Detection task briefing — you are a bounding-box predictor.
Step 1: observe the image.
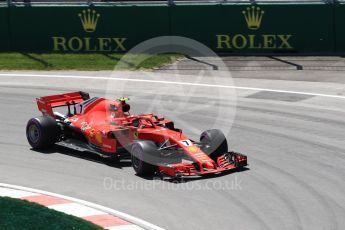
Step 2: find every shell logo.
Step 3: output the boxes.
[189,146,199,153]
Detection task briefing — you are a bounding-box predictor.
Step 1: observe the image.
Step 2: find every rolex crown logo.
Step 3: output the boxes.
[78,9,100,33]
[242,6,264,30]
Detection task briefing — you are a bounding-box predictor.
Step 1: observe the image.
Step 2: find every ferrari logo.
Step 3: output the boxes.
[95,131,103,144]
[133,131,139,139]
[89,129,95,138]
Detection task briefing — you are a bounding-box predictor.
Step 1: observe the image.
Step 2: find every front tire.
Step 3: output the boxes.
[26,116,60,150]
[131,141,158,176]
[200,129,228,161]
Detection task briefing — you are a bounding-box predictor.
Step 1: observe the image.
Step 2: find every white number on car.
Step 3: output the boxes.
[179,140,193,146]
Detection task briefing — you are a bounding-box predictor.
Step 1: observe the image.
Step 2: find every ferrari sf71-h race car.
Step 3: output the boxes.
[26,91,247,178]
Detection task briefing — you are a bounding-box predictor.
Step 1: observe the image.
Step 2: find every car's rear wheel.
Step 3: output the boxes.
[26,116,60,150]
[200,129,228,161]
[131,141,158,176]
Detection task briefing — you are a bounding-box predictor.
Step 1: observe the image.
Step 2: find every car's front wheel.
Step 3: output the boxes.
[131,141,158,176]
[26,116,60,150]
[200,129,228,161]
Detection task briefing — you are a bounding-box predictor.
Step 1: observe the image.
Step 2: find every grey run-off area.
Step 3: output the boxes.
[0,65,344,230]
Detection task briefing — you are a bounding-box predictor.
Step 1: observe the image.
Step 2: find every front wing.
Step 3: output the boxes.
[158,152,247,178]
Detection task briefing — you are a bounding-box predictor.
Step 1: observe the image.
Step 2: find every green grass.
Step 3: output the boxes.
[0,52,182,70]
[0,197,103,230]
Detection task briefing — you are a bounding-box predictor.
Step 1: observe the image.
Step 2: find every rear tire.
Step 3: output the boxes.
[200,129,228,161]
[131,141,158,176]
[26,116,60,150]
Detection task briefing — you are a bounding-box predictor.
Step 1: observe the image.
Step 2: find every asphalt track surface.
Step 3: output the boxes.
[0,70,345,230]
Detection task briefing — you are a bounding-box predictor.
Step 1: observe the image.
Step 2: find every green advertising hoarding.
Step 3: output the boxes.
[335,3,345,53]
[0,6,10,51]
[1,3,341,54]
[9,5,170,52]
[171,3,334,53]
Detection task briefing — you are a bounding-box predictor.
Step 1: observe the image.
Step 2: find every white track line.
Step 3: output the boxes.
[0,183,164,230]
[0,73,344,100]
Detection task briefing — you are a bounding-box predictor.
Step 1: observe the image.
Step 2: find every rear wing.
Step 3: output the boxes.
[36,91,90,117]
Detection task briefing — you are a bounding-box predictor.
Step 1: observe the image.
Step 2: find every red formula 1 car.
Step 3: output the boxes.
[26,91,247,178]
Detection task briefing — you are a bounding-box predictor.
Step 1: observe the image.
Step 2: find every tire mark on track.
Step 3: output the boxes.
[234,122,345,158]
[251,157,339,230]
[237,104,345,128]
[187,111,345,159]
[246,173,303,230]
[217,188,272,230]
